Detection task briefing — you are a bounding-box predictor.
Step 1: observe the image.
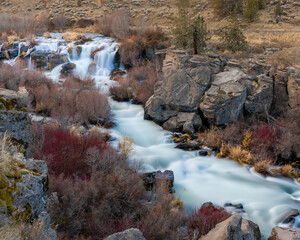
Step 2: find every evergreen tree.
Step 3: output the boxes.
[217,18,247,52]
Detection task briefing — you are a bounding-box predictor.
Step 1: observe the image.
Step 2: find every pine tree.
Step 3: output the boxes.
[192,16,210,54]
[244,0,259,22]
[217,18,247,52]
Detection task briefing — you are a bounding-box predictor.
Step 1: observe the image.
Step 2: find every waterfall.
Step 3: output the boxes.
[13,33,300,238]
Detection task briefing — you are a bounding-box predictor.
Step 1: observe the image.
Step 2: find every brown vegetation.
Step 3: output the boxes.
[110,64,158,105]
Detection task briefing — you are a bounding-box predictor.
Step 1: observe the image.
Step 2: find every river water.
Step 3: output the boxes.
[11,33,300,238]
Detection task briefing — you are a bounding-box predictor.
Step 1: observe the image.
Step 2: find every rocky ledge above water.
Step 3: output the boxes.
[145,49,300,134]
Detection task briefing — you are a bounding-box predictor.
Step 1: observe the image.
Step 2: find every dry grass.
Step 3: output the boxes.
[254,160,272,175]
[245,31,300,49]
[216,143,231,158]
[267,47,300,69]
[278,165,299,178]
[228,145,254,165]
[0,219,53,240]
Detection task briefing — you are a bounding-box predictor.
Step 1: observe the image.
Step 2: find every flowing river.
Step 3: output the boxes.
[8,33,300,238]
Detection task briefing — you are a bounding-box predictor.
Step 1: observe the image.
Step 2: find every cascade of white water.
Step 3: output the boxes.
[6,33,300,238]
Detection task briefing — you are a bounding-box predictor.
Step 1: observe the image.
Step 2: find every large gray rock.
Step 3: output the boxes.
[200,69,247,125]
[271,68,289,116]
[268,227,300,240]
[0,88,32,157]
[47,53,68,70]
[0,155,57,239]
[144,54,210,130]
[245,74,273,114]
[162,112,202,133]
[200,214,261,240]
[104,228,146,240]
[31,51,54,69]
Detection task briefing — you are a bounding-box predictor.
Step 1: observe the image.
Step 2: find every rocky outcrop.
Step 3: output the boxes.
[47,53,68,70]
[0,156,57,239]
[268,227,300,240]
[31,51,54,69]
[104,228,146,240]
[245,74,273,114]
[287,73,300,109]
[142,170,174,191]
[200,68,247,125]
[60,62,76,76]
[145,49,300,132]
[0,88,32,157]
[144,50,212,132]
[200,214,261,240]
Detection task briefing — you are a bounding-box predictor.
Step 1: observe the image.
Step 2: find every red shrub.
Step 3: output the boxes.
[188,204,231,238]
[250,125,279,159]
[36,128,108,178]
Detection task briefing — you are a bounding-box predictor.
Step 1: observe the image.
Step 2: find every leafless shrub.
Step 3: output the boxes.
[51,14,69,31]
[0,14,43,35]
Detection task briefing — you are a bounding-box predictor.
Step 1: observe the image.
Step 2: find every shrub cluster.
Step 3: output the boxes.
[110,64,158,105]
[31,126,188,239]
[0,64,111,126]
[198,119,300,176]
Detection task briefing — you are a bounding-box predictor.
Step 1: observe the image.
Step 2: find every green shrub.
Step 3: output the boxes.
[172,0,191,49]
[275,1,283,16]
[244,0,259,22]
[172,0,210,53]
[192,16,211,54]
[217,18,248,52]
[257,0,266,9]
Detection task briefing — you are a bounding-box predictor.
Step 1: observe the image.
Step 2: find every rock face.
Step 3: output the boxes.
[0,155,57,239]
[245,74,273,114]
[200,68,247,125]
[104,228,146,240]
[268,227,300,240]
[200,214,261,240]
[145,50,211,132]
[0,88,32,157]
[145,49,299,132]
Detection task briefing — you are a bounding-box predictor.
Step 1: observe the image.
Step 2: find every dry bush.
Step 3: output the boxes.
[0,14,42,35]
[0,62,25,91]
[127,64,158,105]
[216,122,247,146]
[250,125,278,160]
[118,36,145,68]
[216,143,231,158]
[110,77,131,101]
[188,203,231,238]
[254,160,272,175]
[49,168,145,238]
[278,165,299,178]
[62,75,95,89]
[29,74,110,126]
[228,145,254,165]
[95,9,130,39]
[138,181,188,240]
[75,90,110,125]
[50,14,69,31]
[111,9,131,39]
[198,128,222,151]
